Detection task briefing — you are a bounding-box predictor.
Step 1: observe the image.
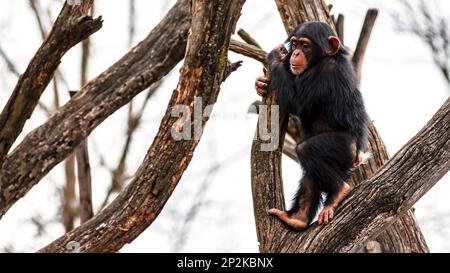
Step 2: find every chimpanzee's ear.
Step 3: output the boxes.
[326,36,340,56]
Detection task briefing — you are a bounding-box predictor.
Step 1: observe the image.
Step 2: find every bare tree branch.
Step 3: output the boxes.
[61,155,77,232]
[0,40,52,116]
[0,46,20,77]
[39,0,245,253]
[237,29,262,49]
[335,14,344,44]
[0,1,102,165]
[352,9,379,82]
[229,40,267,65]
[75,141,93,224]
[0,0,190,219]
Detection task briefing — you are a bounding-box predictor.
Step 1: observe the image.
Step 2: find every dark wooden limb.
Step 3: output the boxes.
[39,0,245,253]
[229,40,267,65]
[75,141,93,224]
[251,91,289,252]
[62,155,77,232]
[0,46,20,77]
[237,29,262,49]
[336,14,344,44]
[352,9,379,82]
[0,0,190,220]
[0,1,102,166]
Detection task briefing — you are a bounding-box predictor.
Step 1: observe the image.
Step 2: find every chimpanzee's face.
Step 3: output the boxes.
[289,36,313,75]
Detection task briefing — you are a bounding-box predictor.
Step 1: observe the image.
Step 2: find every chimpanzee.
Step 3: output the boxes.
[255,21,369,230]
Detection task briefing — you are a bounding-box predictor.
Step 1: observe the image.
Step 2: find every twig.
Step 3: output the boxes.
[352,9,379,82]
[335,14,344,44]
[229,39,267,65]
[75,141,93,223]
[237,29,262,49]
[0,46,20,77]
[62,155,77,232]
[68,91,93,224]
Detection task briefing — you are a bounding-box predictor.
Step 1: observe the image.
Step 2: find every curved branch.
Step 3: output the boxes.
[38,0,245,253]
[0,0,190,219]
[230,40,267,65]
[0,0,102,165]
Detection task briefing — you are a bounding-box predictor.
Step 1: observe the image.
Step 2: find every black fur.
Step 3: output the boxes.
[268,22,369,224]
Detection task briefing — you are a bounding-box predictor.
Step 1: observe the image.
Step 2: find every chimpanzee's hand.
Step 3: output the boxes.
[256,44,289,97]
[268,44,288,65]
[255,68,269,97]
[275,44,288,62]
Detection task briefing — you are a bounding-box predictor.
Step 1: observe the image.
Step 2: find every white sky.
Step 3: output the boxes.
[0,0,449,252]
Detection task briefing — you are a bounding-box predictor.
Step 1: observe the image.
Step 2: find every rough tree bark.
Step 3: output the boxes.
[0,0,102,166]
[0,0,191,219]
[38,0,245,253]
[251,0,430,252]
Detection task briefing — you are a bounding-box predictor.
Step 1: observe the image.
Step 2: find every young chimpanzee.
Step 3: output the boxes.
[255,21,369,230]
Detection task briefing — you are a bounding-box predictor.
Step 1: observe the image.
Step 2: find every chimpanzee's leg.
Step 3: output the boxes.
[269,132,355,229]
[297,132,355,225]
[288,176,322,223]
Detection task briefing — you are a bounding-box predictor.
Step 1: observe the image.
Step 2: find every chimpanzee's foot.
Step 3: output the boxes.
[268,209,308,230]
[318,206,334,224]
[318,182,351,225]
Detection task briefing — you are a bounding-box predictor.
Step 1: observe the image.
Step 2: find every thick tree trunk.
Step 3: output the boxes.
[0,0,190,219]
[39,0,245,253]
[250,0,430,253]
